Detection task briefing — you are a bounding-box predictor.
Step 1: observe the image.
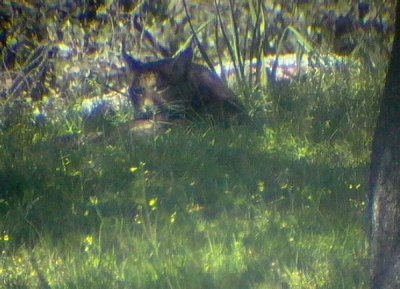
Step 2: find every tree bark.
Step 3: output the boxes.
[369,0,400,288]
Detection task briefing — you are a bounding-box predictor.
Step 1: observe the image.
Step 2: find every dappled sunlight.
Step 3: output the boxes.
[0,0,391,288]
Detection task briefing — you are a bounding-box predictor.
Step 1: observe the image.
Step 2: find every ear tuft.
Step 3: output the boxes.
[171,47,193,76]
[176,47,193,65]
[122,41,144,71]
[124,54,144,71]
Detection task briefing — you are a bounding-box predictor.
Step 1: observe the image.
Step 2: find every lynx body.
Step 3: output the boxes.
[123,47,245,122]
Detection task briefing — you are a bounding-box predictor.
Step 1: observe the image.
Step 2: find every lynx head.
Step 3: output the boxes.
[123,48,194,119]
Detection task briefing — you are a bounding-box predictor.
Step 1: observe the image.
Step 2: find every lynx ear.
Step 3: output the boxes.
[123,52,144,72]
[172,47,193,76]
[175,47,193,66]
[122,40,144,72]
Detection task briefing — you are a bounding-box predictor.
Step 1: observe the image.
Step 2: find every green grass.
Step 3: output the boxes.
[0,71,379,289]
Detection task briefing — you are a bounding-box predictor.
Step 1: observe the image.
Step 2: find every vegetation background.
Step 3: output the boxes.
[0,0,396,288]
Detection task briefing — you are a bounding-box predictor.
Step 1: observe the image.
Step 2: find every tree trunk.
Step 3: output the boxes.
[369,0,400,288]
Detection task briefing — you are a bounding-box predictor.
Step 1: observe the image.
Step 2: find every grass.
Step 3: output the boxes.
[0,69,379,289]
[0,0,391,286]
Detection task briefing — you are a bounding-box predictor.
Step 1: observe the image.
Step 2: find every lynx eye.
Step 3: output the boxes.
[131,87,144,96]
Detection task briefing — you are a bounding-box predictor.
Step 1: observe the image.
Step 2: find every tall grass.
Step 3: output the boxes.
[0,66,379,288]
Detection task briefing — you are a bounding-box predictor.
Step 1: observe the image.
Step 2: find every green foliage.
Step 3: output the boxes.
[0,0,389,288]
[0,66,377,288]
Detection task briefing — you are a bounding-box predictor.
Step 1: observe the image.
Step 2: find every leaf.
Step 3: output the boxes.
[287,25,313,53]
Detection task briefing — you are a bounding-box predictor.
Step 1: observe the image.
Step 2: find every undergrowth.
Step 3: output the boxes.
[0,67,381,289]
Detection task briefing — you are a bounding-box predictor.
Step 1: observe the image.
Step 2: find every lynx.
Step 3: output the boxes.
[123,47,246,123]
